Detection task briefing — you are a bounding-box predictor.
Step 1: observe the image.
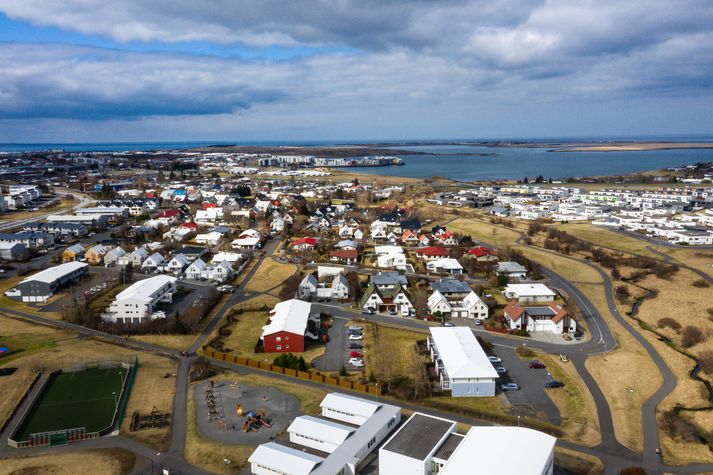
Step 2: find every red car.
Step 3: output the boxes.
[529,360,546,369]
[350,351,364,358]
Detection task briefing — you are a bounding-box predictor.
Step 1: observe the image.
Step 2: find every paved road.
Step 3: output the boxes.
[1,218,712,474]
[0,189,93,232]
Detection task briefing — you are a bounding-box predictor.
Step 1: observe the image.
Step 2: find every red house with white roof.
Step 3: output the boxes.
[261,299,320,353]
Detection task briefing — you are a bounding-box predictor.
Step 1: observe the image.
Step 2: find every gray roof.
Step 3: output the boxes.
[370,272,407,287]
[382,413,454,460]
[524,306,556,317]
[433,433,465,461]
[497,261,528,273]
[430,279,471,294]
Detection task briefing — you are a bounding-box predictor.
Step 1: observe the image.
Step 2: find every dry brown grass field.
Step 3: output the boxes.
[243,259,296,294]
[0,448,136,475]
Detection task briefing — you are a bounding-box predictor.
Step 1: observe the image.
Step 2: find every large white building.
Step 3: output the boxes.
[428,327,499,397]
[380,412,556,475]
[248,393,401,475]
[503,283,556,303]
[101,275,177,324]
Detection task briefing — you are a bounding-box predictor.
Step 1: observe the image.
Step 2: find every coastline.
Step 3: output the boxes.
[551,143,713,152]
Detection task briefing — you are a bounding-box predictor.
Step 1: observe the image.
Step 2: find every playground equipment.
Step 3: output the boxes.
[241,409,272,432]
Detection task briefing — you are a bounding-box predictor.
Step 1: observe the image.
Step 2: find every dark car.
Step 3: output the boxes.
[528,360,546,369]
[361,308,375,315]
[545,380,565,388]
[500,383,520,391]
[349,343,364,350]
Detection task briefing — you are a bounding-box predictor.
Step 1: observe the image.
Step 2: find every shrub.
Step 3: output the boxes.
[660,409,698,442]
[692,279,711,288]
[273,353,308,372]
[620,468,647,475]
[681,326,705,348]
[515,346,535,358]
[615,285,630,303]
[699,350,713,375]
[657,317,682,333]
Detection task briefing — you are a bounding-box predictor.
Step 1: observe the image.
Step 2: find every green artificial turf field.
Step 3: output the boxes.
[14,366,128,441]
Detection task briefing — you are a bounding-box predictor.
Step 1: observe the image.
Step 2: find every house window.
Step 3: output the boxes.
[276,336,281,342]
[276,345,282,350]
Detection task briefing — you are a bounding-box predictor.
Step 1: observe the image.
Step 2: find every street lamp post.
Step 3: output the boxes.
[112,391,117,408]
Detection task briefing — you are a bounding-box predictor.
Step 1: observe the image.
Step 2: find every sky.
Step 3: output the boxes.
[0,1,712,143]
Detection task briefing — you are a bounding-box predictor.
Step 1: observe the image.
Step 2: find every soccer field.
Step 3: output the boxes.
[14,367,128,442]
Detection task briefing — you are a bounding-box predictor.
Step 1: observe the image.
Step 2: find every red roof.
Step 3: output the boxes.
[158,209,179,218]
[468,246,497,257]
[548,303,568,324]
[416,246,449,257]
[504,300,525,321]
[293,237,316,247]
[438,231,455,240]
[201,203,217,209]
[180,222,198,229]
[330,249,358,260]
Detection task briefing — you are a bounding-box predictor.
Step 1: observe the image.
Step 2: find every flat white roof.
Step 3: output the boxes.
[288,415,354,446]
[20,261,88,285]
[262,299,312,337]
[440,427,556,475]
[504,283,556,297]
[115,275,176,303]
[320,393,381,420]
[430,327,499,380]
[374,245,404,255]
[248,442,323,475]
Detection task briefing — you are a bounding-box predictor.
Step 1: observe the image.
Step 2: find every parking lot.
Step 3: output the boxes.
[486,344,562,424]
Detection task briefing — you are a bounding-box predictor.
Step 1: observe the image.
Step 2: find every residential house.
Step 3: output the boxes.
[503,284,556,303]
[496,262,528,280]
[166,254,190,274]
[195,231,224,246]
[141,252,165,272]
[503,300,577,335]
[466,246,498,262]
[62,243,86,263]
[85,245,109,265]
[427,258,464,275]
[101,275,177,324]
[299,273,350,300]
[428,279,488,320]
[360,282,414,316]
[4,262,89,303]
[415,246,449,261]
[118,247,149,267]
[0,242,27,260]
[434,231,459,246]
[260,299,321,353]
[329,249,359,264]
[292,237,317,252]
[103,247,127,267]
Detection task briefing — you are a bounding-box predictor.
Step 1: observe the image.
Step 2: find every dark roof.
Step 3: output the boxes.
[430,279,472,294]
[400,219,422,230]
[524,306,557,317]
[370,272,408,287]
[382,414,454,460]
[433,433,465,461]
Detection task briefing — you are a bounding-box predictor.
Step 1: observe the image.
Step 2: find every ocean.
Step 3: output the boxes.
[1,138,712,181]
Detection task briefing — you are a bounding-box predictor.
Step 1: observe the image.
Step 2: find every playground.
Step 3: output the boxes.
[193,381,300,445]
[11,365,132,446]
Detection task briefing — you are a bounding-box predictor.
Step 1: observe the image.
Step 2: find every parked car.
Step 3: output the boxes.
[349,351,363,358]
[348,329,363,335]
[545,380,565,388]
[474,319,483,326]
[560,354,569,363]
[495,366,508,374]
[348,325,363,331]
[217,285,234,293]
[349,358,364,367]
[487,356,502,363]
[348,343,363,350]
[348,334,363,341]
[389,310,397,316]
[529,360,546,369]
[361,308,375,315]
[441,322,455,327]
[500,383,520,391]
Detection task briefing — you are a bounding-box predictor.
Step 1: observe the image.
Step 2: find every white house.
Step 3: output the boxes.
[428,327,499,397]
[119,247,149,267]
[503,283,556,303]
[426,258,464,275]
[101,275,177,324]
[103,247,126,266]
[428,279,488,320]
[287,416,354,454]
[166,253,190,274]
[231,236,261,250]
[194,231,224,246]
[504,300,577,335]
[299,273,350,300]
[496,261,528,280]
[141,252,165,271]
[360,281,414,316]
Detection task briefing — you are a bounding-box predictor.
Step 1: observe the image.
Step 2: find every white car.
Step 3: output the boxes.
[348,325,363,331]
[488,356,502,363]
[348,334,363,341]
[349,358,364,367]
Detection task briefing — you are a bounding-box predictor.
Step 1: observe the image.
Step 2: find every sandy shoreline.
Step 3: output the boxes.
[553,142,713,152]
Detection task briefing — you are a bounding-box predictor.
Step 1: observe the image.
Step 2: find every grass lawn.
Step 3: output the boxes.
[130,334,196,351]
[550,223,659,257]
[243,259,296,294]
[553,447,604,475]
[14,367,128,441]
[446,217,522,248]
[0,448,136,475]
[0,198,75,222]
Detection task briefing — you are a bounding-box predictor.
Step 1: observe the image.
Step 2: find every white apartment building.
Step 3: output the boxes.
[102,275,177,324]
